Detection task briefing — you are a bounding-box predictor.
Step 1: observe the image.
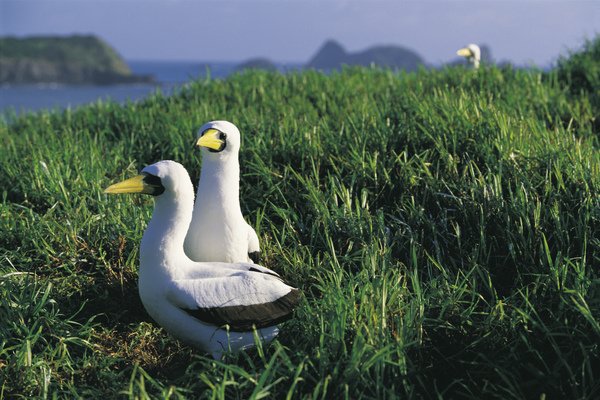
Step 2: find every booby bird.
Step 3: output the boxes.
[105,160,300,359]
[184,120,261,264]
[457,44,481,69]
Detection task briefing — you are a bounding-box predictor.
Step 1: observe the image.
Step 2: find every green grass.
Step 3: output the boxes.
[1,38,599,399]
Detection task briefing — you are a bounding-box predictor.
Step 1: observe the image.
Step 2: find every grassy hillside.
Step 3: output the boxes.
[1,39,599,398]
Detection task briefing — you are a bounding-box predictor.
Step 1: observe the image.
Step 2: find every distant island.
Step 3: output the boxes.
[306,40,425,71]
[235,58,278,72]
[233,40,426,74]
[0,35,153,85]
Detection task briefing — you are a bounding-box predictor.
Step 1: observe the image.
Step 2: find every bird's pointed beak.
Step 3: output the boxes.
[196,128,224,151]
[457,47,473,58]
[104,175,146,194]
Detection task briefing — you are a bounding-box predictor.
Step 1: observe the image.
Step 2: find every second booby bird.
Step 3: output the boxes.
[457,44,481,69]
[184,121,261,264]
[105,160,300,359]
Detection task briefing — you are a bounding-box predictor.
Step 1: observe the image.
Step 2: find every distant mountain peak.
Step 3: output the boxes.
[306,39,347,69]
[306,39,424,71]
[320,40,346,54]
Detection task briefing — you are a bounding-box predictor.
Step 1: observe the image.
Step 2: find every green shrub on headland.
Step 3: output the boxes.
[0,37,598,399]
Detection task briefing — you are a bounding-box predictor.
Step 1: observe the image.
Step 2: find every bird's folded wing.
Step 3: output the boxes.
[167,275,301,331]
[184,261,280,278]
[246,264,279,277]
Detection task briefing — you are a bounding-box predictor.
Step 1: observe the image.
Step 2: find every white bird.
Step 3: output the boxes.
[105,160,300,359]
[456,44,481,69]
[184,121,261,264]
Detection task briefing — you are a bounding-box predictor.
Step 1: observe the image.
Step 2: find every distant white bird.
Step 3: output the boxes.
[184,121,261,264]
[457,44,481,69]
[105,160,300,359]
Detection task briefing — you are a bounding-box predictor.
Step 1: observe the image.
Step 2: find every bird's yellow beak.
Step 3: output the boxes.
[457,47,473,58]
[105,175,147,194]
[196,128,224,151]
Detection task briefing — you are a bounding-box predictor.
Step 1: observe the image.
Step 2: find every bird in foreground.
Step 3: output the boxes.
[105,160,301,359]
[184,120,261,264]
[456,43,481,69]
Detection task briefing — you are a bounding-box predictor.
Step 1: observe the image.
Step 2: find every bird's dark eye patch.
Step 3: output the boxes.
[208,131,227,153]
[142,173,165,196]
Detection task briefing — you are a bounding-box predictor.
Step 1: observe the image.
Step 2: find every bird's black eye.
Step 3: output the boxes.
[219,132,227,141]
[142,173,165,196]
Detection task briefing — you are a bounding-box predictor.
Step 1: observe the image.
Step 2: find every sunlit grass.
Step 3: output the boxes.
[1,40,599,398]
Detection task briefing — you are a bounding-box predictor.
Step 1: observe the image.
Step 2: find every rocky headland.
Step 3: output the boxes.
[0,35,153,85]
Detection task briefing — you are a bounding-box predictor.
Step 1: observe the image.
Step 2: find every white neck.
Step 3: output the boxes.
[196,155,241,213]
[140,190,194,276]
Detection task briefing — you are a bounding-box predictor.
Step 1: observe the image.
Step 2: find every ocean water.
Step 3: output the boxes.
[0,61,242,115]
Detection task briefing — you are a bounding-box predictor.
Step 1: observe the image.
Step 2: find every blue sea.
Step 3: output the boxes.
[0,61,297,115]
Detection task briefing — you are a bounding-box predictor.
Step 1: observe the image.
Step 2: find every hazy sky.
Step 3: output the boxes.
[1,0,599,66]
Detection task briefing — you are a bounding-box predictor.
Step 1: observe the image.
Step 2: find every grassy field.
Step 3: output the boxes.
[1,38,598,399]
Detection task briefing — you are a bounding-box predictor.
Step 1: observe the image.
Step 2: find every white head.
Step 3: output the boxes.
[195,120,241,162]
[105,160,193,200]
[456,44,481,68]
